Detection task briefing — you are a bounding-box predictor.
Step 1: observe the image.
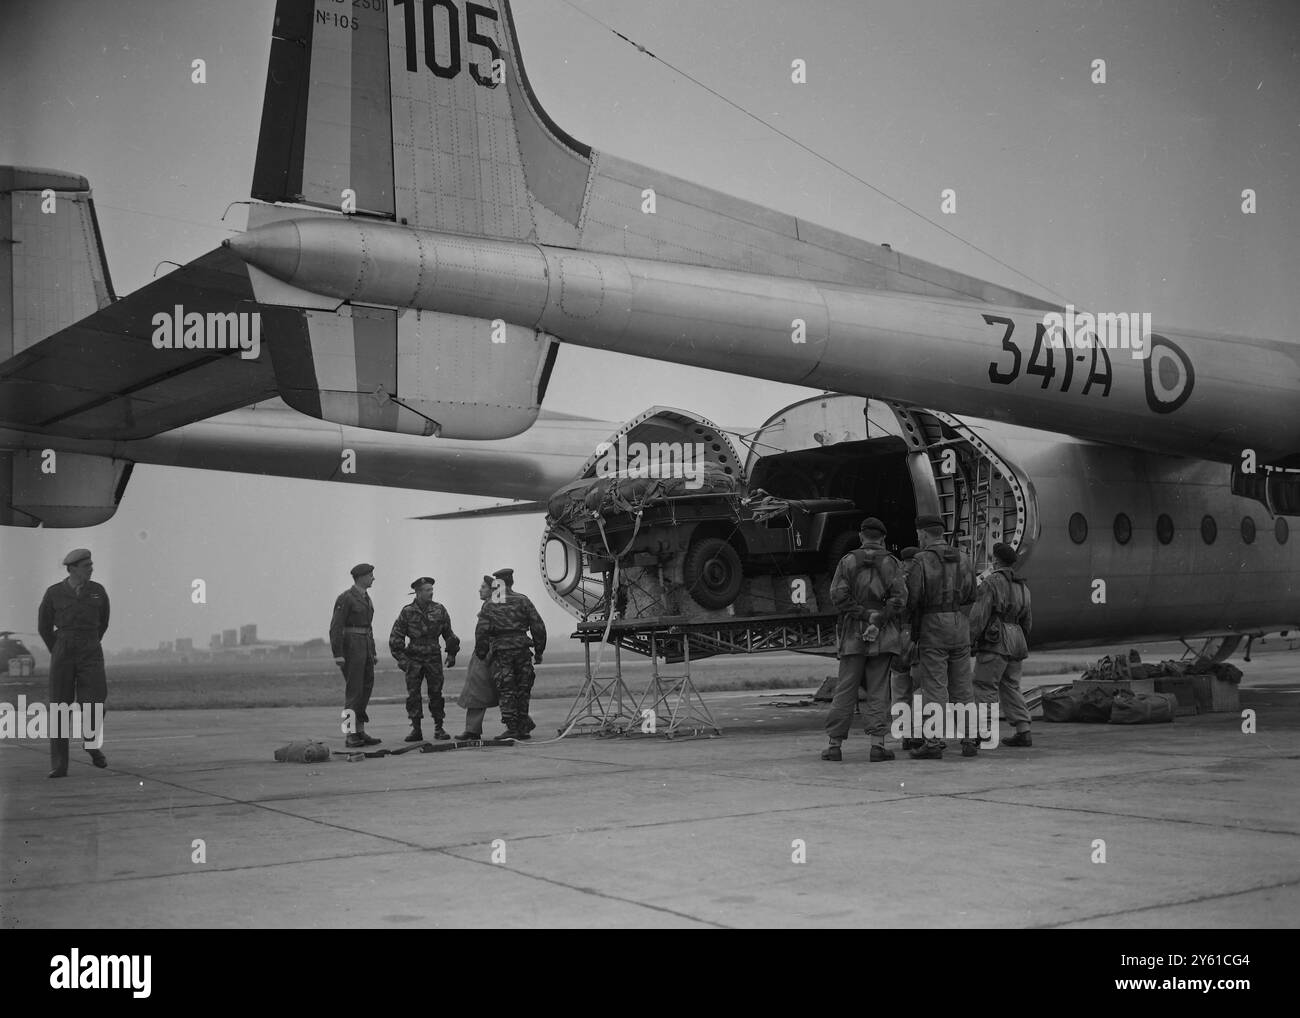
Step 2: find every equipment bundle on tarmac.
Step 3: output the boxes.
[1042,651,1244,723]
[272,737,515,763]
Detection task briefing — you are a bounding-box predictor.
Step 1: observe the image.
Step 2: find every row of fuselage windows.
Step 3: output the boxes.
[1068,512,1290,547]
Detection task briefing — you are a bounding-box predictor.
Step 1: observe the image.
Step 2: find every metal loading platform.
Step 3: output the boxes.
[559,613,840,738]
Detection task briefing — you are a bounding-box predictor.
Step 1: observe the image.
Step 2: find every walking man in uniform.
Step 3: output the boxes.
[474,567,547,740]
[821,518,907,762]
[970,542,1033,747]
[907,514,979,759]
[389,576,459,743]
[38,549,110,778]
[330,563,380,748]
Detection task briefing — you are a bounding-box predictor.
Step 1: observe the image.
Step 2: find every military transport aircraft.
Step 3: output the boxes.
[1,0,1296,654]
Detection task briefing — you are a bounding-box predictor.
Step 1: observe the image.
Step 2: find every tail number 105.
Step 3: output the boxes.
[394,0,502,87]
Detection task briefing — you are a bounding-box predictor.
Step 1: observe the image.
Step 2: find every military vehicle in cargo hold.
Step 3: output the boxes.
[541,396,1027,624]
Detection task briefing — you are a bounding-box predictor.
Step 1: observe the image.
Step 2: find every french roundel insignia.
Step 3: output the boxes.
[1143,334,1195,414]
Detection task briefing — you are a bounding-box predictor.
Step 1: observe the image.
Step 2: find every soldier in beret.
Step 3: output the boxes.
[970,542,1033,747]
[330,563,380,748]
[474,567,547,739]
[389,576,460,742]
[37,549,110,778]
[821,517,907,762]
[907,514,978,759]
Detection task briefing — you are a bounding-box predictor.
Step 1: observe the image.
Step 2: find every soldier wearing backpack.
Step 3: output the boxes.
[821,517,908,762]
[970,542,1033,747]
[907,514,979,759]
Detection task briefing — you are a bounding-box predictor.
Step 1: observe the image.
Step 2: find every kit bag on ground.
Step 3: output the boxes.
[1109,691,1176,725]
[1042,686,1083,723]
[1076,685,1118,723]
[274,740,331,763]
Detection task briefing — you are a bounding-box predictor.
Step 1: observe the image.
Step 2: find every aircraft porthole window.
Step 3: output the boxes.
[1156,514,1175,545]
[1113,513,1132,545]
[1068,512,1088,544]
[1241,517,1256,544]
[1277,517,1290,545]
[1200,515,1217,545]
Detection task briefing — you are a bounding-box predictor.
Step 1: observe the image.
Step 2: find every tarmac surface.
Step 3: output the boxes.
[2,656,1298,929]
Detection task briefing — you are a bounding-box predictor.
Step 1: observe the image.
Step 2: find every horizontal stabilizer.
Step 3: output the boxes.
[0,244,278,440]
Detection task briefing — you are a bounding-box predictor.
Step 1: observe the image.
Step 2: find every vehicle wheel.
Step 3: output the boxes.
[814,530,861,613]
[681,537,743,610]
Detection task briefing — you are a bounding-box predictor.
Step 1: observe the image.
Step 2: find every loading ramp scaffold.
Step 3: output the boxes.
[560,613,841,738]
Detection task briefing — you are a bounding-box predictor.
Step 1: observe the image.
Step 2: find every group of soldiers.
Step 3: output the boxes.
[33,528,1025,778]
[328,563,547,748]
[822,513,1034,762]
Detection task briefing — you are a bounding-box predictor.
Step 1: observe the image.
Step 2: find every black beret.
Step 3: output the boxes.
[411,576,436,590]
[492,568,514,583]
[915,514,945,531]
[350,563,375,579]
[859,516,887,536]
[900,546,920,560]
[993,542,1018,566]
[62,548,92,566]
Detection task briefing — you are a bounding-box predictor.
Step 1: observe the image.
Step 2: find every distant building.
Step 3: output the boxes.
[210,633,222,650]
[239,624,258,646]
[176,637,193,653]
[222,629,237,648]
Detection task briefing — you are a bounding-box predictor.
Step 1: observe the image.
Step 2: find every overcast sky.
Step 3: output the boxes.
[1,0,1297,651]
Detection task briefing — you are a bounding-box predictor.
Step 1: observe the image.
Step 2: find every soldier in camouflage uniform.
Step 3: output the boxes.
[907,515,979,759]
[389,576,460,742]
[473,567,547,739]
[821,518,908,763]
[890,546,925,751]
[969,543,1033,747]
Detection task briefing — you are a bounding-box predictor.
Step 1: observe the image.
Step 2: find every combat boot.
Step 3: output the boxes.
[345,734,368,748]
[820,744,842,761]
[1004,730,1033,747]
[87,749,108,768]
[910,740,944,760]
[359,732,381,747]
[454,730,481,741]
[404,722,424,743]
[432,725,451,741]
[869,745,895,762]
[961,739,979,757]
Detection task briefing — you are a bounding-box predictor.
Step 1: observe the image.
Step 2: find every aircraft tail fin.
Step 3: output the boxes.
[246,1,573,440]
[249,0,1052,315]
[0,167,115,361]
[251,0,591,241]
